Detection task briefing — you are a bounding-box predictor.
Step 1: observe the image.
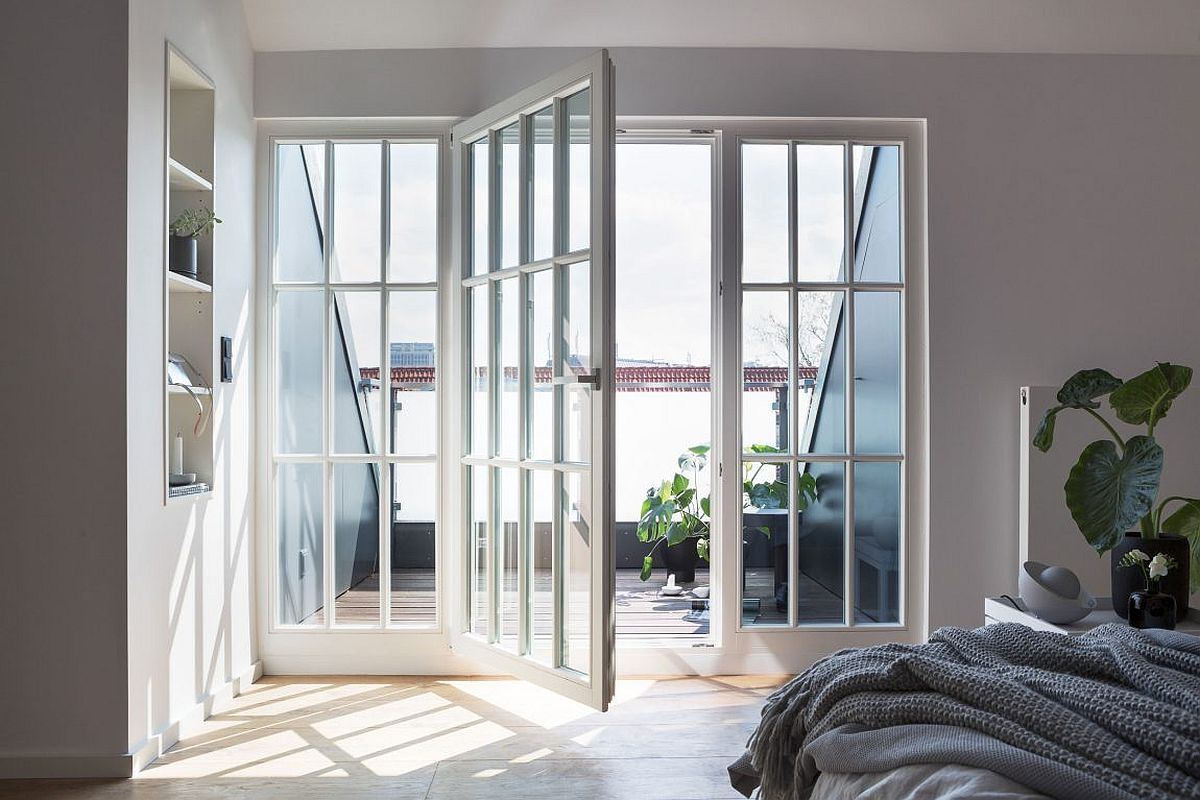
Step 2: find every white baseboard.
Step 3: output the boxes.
[128,660,263,775]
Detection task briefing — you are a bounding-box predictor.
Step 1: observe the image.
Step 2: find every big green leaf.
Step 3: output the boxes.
[665,522,690,547]
[696,537,709,562]
[1161,498,1200,592]
[1033,407,1063,453]
[640,554,654,581]
[1109,363,1192,429]
[1064,435,1163,554]
[1056,368,1123,408]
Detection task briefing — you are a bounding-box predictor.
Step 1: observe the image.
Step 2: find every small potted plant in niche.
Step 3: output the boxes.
[169,206,221,279]
[1117,549,1178,629]
[1033,363,1200,618]
[635,444,817,584]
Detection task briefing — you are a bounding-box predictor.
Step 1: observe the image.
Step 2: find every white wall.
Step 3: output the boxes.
[126,0,257,762]
[0,0,131,774]
[256,46,1200,629]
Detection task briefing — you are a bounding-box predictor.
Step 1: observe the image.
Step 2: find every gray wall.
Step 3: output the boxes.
[258,46,1200,629]
[0,0,131,766]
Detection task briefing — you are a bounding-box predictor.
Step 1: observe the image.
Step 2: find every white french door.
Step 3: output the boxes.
[450,51,616,710]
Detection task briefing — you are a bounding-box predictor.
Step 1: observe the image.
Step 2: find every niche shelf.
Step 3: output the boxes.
[164,44,216,502]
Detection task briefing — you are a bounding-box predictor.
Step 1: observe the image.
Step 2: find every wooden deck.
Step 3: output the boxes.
[311,568,843,636]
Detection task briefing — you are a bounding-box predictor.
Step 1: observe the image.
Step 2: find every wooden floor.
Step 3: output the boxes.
[311,568,844,636]
[1,675,784,799]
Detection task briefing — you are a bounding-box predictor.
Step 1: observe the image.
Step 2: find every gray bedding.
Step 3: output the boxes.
[810,761,1051,800]
[729,624,1200,800]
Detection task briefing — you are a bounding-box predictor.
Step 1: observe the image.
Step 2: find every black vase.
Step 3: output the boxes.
[1110,533,1190,619]
[1128,584,1177,630]
[169,234,198,278]
[662,536,701,584]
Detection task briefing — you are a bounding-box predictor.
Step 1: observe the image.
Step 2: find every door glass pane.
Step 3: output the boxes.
[332,143,382,283]
[332,463,380,627]
[390,462,437,625]
[498,278,520,458]
[798,461,845,625]
[469,286,489,456]
[276,143,325,283]
[498,467,520,651]
[740,461,788,626]
[277,463,323,626]
[566,88,590,253]
[388,141,438,283]
[741,143,788,283]
[499,122,521,269]
[530,106,554,261]
[852,145,901,283]
[470,139,489,275]
[854,291,901,454]
[388,290,437,456]
[564,470,590,675]
[797,290,845,455]
[332,291,381,454]
[530,269,554,460]
[795,144,846,283]
[468,465,489,637]
[276,290,323,455]
[531,469,555,665]
[565,387,591,463]
[563,260,590,375]
[741,291,788,454]
[854,461,901,623]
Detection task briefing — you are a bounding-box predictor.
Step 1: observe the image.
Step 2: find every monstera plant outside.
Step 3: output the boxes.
[1034,363,1200,589]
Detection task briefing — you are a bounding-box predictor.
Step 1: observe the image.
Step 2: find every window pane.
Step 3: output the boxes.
[564,470,590,675]
[531,469,555,665]
[389,290,437,456]
[740,461,788,627]
[498,468,520,652]
[797,290,845,454]
[332,143,381,283]
[530,269,554,460]
[798,461,845,625]
[741,291,788,454]
[795,144,845,282]
[277,463,323,626]
[498,278,520,458]
[563,259,590,375]
[388,141,437,283]
[469,286,489,456]
[389,462,436,625]
[331,291,381,454]
[468,464,489,638]
[470,139,489,275]
[566,88,590,253]
[854,461,901,623]
[531,106,554,261]
[741,143,788,283]
[276,290,323,455]
[275,143,325,283]
[854,291,901,454]
[566,388,591,464]
[332,463,379,627]
[499,122,520,269]
[852,145,902,283]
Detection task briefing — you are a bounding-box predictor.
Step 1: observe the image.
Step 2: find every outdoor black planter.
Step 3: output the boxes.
[662,536,702,583]
[1111,532,1190,619]
[169,234,198,278]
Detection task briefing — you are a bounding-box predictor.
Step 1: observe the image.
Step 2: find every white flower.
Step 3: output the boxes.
[1128,549,1151,562]
[1148,553,1171,579]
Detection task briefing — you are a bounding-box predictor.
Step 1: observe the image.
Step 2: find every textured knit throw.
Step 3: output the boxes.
[745,623,1200,800]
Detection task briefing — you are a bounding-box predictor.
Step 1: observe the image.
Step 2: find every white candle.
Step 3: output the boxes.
[172,433,184,474]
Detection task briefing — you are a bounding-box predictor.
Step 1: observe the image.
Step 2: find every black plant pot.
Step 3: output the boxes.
[169,234,198,278]
[1110,532,1190,619]
[662,536,702,584]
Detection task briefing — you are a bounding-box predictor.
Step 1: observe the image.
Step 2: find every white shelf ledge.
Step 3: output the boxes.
[168,158,213,192]
[168,384,212,396]
[168,271,212,294]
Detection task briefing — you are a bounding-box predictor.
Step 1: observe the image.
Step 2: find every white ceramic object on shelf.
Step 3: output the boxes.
[1018,561,1097,624]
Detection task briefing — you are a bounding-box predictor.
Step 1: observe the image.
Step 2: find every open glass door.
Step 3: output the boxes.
[450,51,616,710]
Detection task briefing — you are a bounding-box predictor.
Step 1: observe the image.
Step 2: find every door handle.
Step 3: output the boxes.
[552,369,601,389]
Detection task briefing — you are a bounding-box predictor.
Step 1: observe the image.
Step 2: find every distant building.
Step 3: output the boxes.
[391,342,436,367]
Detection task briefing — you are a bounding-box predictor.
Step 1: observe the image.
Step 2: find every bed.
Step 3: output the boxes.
[728,623,1200,799]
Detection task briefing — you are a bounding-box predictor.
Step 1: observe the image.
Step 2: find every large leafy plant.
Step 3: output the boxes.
[1034,363,1200,589]
[634,443,818,581]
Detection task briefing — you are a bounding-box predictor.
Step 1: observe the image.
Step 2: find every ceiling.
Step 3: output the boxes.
[242,0,1200,55]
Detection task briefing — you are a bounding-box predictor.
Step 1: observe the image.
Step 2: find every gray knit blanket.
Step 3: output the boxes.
[730,623,1200,800]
